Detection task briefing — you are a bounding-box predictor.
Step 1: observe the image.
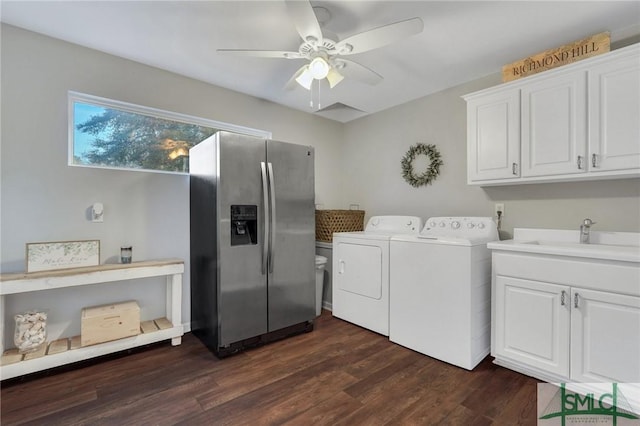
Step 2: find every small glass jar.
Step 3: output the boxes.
[14,310,47,353]
[121,246,133,264]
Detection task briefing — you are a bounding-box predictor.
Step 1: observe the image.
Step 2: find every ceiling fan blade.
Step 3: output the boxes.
[334,17,424,55]
[336,59,383,86]
[284,0,323,44]
[217,49,303,59]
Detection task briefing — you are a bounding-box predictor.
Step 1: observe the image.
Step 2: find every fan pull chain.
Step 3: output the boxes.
[308,80,323,110]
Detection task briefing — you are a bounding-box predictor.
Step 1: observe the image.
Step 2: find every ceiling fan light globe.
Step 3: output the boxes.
[295,67,314,90]
[309,57,330,79]
[326,68,344,88]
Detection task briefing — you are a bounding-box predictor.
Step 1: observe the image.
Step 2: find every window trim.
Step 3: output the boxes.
[68,91,272,175]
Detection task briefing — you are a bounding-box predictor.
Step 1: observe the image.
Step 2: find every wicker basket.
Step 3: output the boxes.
[315,209,365,242]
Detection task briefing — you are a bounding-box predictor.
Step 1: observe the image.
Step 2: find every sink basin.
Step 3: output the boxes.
[487,229,640,263]
[522,240,625,248]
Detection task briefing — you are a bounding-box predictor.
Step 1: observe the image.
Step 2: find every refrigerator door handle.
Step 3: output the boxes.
[267,162,276,274]
[260,162,269,275]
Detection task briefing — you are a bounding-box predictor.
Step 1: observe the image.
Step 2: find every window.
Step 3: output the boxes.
[68,92,271,174]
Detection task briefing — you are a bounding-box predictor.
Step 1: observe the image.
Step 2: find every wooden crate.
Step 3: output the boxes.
[315,210,365,242]
[81,301,140,347]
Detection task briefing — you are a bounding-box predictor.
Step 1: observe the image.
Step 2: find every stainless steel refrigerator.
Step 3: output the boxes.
[189,131,316,357]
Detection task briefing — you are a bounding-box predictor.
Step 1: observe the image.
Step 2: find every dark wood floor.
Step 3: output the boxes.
[1,311,540,425]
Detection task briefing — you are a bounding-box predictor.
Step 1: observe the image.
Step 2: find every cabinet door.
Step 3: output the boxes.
[494,276,570,377]
[521,71,587,177]
[571,288,640,383]
[466,89,520,181]
[589,54,640,172]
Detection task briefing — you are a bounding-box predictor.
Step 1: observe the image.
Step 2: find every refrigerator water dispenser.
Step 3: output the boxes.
[231,205,257,246]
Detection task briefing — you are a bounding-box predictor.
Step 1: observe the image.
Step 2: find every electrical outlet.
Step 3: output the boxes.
[495,203,505,218]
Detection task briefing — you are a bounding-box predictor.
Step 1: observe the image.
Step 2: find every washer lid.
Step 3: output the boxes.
[364,215,423,234]
[391,234,476,246]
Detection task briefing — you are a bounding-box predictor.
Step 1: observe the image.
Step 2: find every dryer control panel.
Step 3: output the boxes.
[419,217,498,244]
[365,215,423,234]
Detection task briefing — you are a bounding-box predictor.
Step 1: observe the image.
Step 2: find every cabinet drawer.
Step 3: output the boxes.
[493,252,640,296]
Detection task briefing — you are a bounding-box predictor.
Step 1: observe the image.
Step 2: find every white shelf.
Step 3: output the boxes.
[1,325,183,380]
[0,259,184,380]
[0,258,184,295]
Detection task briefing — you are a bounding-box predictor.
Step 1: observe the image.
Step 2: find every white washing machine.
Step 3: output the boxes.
[389,217,498,370]
[333,215,423,335]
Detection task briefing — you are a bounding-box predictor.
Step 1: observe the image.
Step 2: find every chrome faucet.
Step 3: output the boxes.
[580,218,596,244]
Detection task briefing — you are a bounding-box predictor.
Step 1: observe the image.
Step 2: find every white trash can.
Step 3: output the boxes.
[315,255,328,316]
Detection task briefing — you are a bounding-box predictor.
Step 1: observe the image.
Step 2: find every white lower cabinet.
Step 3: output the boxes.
[494,276,570,377]
[571,288,640,383]
[494,274,640,384]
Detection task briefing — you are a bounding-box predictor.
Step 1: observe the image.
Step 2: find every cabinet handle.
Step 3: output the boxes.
[577,155,583,170]
[512,163,518,175]
[338,260,345,275]
[574,292,580,308]
[560,290,566,306]
[592,153,598,168]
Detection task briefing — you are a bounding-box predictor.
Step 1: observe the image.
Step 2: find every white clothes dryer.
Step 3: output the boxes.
[389,217,498,370]
[332,215,423,335]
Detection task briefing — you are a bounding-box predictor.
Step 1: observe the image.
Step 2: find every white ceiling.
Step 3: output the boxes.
[2,1,639,122]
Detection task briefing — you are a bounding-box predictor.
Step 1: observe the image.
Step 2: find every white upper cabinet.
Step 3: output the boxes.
[589,54,640,172]
[466,89,520,181]
[464,43,640,185]
[521,71,587,177]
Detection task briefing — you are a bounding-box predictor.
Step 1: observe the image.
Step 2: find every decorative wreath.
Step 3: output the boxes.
[400,143,443,188]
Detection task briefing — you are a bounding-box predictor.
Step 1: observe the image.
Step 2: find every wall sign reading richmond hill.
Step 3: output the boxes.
[502,32,610,82]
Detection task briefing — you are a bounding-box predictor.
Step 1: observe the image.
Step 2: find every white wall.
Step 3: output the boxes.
[2,24,640,347]
[0,25,345,344]
[342,75,640,238]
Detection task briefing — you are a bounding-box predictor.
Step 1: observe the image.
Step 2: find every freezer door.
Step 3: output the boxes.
[266,140,316,331]
[218,133,268,346]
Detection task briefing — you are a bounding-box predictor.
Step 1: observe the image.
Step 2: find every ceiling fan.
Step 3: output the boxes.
[217,0,424,90]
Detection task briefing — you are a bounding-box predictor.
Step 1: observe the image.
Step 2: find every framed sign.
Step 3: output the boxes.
[26,240,100,273]
[502,32,610,82]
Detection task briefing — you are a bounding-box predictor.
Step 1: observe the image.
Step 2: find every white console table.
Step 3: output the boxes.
[0,259,184,380]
